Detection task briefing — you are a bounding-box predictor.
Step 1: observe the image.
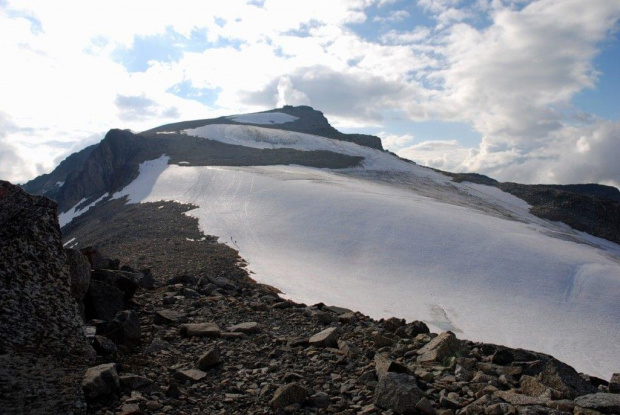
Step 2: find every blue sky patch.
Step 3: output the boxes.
[167,81,221,107]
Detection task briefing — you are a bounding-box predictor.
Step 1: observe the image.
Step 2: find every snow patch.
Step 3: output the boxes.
[227,112,298,125]
[116,159,620,378]
[184,124,445,176]
[59,193,109,227]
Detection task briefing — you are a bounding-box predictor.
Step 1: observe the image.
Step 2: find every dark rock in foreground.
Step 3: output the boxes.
[0,181,92,414]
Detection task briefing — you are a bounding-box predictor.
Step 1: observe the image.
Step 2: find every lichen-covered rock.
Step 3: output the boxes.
[417,331,463,363]
[539,358,598,399]
[270,382,310,409]
[0,181,92,414]
[82,363,120,399]
[308,327,340,347]
[374,372,424,414]
[66,248,91,320]
[574,393,620,414]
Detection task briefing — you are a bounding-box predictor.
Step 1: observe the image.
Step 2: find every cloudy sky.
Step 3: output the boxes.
[1,0,619,188]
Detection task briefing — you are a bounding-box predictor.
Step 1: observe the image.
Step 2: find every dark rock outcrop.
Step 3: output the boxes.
[0,181,92,414]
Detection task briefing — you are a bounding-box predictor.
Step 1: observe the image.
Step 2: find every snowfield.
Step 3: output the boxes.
[227,111,298,125]
[109,153,620,379]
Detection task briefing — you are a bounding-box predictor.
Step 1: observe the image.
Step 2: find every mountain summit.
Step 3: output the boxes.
[23,106,620,379]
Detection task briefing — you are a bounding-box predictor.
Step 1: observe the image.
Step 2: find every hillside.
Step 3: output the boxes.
[24,106,620,381]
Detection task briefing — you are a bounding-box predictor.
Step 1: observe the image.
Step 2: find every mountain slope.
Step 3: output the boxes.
[25,106,620,379]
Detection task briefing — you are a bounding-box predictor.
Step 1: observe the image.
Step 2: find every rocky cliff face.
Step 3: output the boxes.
[0,181,92,414]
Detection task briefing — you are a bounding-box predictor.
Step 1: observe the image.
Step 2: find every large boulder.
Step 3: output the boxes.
[82,363,120,399]
[0,181,92,414]
[574,393,620,414]
[270,383,310,409]
[308,327,340,348]
[417,331,464,363]
[106,310,141,345]
[539,359,598,399]
[91,269,141,303]
[65,248,91,320]
[374,372,424,414]
[84,279,124,321]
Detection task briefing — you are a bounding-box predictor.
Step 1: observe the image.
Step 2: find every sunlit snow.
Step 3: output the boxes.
[113,154,620,379]
[227,112,298,124]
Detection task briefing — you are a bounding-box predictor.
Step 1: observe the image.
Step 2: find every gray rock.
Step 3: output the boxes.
[179,322,221,337]
[154,310,188,325]
[197,346,221,370]
[270,382,310,409]
[417,331,463,363]
[85,280,124,322]
[539,359,598,399]
[374,372,424,414]
[374,353,409,379]
[610,373,620,394]
[227,322,261,334]
[92,335,117,356]
[107,310,141,344]
[66,248,91,319]
[574,393,620,414]
[82,363,120,399]
[308,327,339,347]
[175,368,207,383]
[91,269,141,303]
[119,373,154,391]
[145,338,176,354]
[0,182,92,413]
[214,276,237,291]
[309,391,330,408]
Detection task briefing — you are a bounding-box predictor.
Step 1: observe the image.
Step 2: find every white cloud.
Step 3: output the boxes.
[398,140,475,171]
[378,132,416,150]
[275,76,311,107]
[0,0,618,189]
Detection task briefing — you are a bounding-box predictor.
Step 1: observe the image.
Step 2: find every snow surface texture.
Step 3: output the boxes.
[111,154,620,379]
[227,111,298,124]
[59,193,108,227]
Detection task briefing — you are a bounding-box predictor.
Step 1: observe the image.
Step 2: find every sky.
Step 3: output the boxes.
[0,0,619,188]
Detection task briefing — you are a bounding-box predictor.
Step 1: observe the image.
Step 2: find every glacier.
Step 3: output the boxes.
[91,123,620,378]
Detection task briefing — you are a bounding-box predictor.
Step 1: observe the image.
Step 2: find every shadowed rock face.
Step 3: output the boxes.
[443,171,620,245]
[0,181,92,414]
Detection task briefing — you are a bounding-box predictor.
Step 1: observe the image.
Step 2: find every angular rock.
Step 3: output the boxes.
[539,359,598,399]
[574,393,620,414]
[610,373,620,394]
[385,317,406,332]
[0,182,92,414]
[404,320,430,338]
[270,382,310,409]
[154,310,188,325]
[175,369,207,383]
[66,248,91,319]
[119,374,154,391]
[92,335,117,356]
[374,372,424,414]
[197,346,221,370]
[107,310,141,344]
[145,338,176,354]
[227,322,261,334]
[374,353,409,379]
[309,391,330,408]
[308,327,339,348]
[82,363,120,399]
[494,390,548,406]
[179,322,221,337]
[85,280,124,322]
[91,269,141,303]
[492,349,514,366]
[214,276,237,291]
[417,331,463,363]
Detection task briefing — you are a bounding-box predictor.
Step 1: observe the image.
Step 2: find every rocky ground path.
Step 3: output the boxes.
[82,259,620,415]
